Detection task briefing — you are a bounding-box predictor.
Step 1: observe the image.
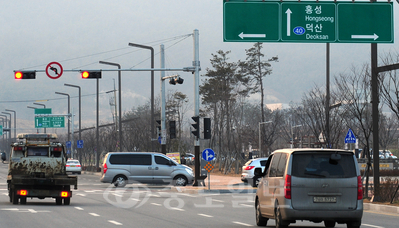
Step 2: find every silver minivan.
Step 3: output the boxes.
[100,152,194,187]
[254,149,363,228]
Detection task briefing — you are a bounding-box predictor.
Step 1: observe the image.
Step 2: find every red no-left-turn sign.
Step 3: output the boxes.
[46,62,63,79]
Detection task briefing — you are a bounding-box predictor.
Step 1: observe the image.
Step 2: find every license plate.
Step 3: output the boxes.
[70,165,75,167]
[313,196,336,203]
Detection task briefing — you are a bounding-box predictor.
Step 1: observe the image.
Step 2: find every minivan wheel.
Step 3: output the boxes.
[275,205,288,228]
[113,175,127,187]
[255,199,268,226]
[173,175,188,186]
[324,221,335,227]
[346,221,361,228]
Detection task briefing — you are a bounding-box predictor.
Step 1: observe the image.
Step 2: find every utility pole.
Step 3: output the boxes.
[192,29,201,186]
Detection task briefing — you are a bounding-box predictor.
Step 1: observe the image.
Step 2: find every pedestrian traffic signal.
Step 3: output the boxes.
[191,116,199,138]
[15,71,36,79]
[169,120,176,139]
[204,118,211,139]
[169,77,184,85]
[81,71,101,79]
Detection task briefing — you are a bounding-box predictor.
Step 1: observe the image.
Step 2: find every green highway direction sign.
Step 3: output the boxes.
[223,1,393,43]
[35,116,65,128]
[34,108,52,115]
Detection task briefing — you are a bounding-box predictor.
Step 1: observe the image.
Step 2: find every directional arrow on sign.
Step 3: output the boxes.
[285,8,292,36]
[238,32,266,39]
[351,34,379,40]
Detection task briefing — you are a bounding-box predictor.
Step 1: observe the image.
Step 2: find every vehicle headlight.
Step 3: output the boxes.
[185,168,194,176]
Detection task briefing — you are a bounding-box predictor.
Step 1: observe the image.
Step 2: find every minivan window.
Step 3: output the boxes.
[109,154,131,165]
[109,154,152,165]
[154,155,172,165]
[276,153,287,177]
[291,152,356,178]
[131,154,152,165]
[268,153,281,177]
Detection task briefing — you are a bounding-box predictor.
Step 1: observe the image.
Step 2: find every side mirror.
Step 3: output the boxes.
[254,167,263,176]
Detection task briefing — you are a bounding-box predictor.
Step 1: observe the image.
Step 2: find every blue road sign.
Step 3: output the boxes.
[202,148,215,161]
[77,140,84,149]
[66,141,71,148]
[158,136,162,144]
[345,129,356,144]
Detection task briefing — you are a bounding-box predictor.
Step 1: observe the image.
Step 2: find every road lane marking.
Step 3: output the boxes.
[89,213,100,217]
[75,207,84,210]
[212,199,224,202]
[239,204,253,207]
[151,203,162,206]
[362,224,384,228]
[170,207,184,211]
[198,213,213,218]
[233,221,253,227]
[108,220,123,225]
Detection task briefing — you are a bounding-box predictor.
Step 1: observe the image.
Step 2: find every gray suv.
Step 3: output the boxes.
[100,152,194,187]
[254,149,363,228]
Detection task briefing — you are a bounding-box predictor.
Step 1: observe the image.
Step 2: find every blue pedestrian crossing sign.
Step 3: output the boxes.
[202,148,215,161]
[345,129,356,144]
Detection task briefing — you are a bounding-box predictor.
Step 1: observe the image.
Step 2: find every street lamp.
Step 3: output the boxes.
[5,109,16,139]
[55,92,70,144]
[291,125,302,148]
[1,112,11,140]
[99,61,122,152]
[27,106,39,133]
[64,84,82,160]
[259,121,272,157]
[128,42,155,151]
[0,114,8,141]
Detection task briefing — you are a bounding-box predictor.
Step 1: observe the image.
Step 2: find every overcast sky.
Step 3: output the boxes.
[0,0,398,134]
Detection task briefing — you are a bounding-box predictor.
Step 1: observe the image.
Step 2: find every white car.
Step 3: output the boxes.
[241,157,268,187]
[66,159,82,174]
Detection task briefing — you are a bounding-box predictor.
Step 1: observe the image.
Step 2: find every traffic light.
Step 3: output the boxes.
[169,77,184,85]
[191,116,199,138]
[156,120,161,138]
[15,71,36,79]
[81,71,102,79]
[204,118,211,139]
[169,120,176,139]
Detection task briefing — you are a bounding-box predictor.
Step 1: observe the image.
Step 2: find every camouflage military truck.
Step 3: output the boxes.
[7,133,78,205]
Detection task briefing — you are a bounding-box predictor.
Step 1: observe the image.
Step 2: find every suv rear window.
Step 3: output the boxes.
[291,152,356,178]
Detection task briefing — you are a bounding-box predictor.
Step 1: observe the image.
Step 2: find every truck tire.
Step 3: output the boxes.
[64,197,70,205]
[12,191,19,205]
[56,198,62,205]
[20,197,27,205]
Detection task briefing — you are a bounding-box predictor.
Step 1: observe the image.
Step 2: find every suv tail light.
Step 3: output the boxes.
[357,176,363,200]
[244,166,255,170]
[284,174,292,199]
[103,163,108,174]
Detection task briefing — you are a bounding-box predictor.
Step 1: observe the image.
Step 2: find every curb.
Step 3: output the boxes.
[364,203,399,214]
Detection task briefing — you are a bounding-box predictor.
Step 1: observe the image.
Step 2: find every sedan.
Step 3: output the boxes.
[241,157,268,187]
[66,159,82,174]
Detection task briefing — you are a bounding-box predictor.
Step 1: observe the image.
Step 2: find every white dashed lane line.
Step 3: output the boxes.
[108,220,123,226]
[74,207,84,210]
[198,213,213,218]
[233,221,254,227]
[89,213,100,217]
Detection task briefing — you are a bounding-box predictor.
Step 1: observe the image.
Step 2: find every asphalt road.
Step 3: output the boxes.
[0,163,398,228]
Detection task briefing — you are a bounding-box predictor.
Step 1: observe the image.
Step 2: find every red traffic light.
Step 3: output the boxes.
[14,71,36,79]
[81,71,89,78]
[15,71,23,79]
[81,71,101,79]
